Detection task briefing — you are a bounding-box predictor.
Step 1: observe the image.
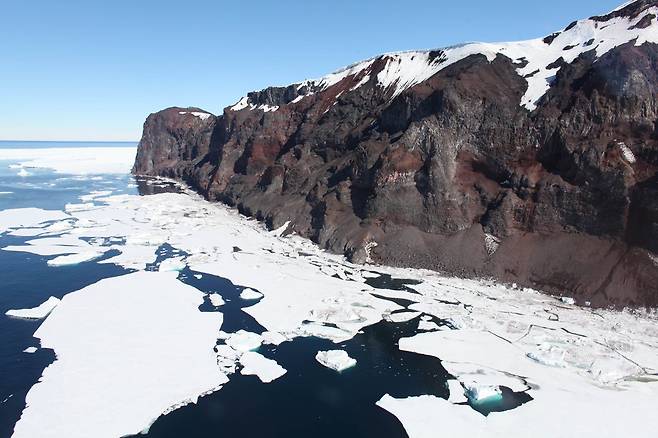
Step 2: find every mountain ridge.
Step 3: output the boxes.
[133,0,658,308]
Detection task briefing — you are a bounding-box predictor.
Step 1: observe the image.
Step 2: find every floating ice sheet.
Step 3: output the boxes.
[239,351,287,383]
[11,271,227,438]
[6,296,61,319]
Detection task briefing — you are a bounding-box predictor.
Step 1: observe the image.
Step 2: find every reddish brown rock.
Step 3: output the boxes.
[133,2,658,307]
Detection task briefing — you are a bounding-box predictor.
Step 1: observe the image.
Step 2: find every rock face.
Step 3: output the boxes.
[134,0,658,307]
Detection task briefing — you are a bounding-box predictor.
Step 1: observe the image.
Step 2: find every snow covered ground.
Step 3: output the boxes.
[2,173,657,437]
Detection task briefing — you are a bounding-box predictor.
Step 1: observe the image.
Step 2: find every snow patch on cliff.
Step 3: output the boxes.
[178,111,213,120]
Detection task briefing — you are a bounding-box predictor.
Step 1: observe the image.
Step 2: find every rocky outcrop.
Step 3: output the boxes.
[134,0,658,308]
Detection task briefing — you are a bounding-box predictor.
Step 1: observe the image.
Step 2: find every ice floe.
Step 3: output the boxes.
[0,208,69,234]
[239,288,263,300]
[11,271,227,438]
[6,296,61,319]
[315,350,357,372]
[384,311,421,323]
[23,347,38,354]
[158,256,186,272]
[225,330,263,353]
[208,293,225,307]
[239,351,287,383]
[47,250,105,266]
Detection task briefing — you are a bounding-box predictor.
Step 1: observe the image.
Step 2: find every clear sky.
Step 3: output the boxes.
[0,0,624,141]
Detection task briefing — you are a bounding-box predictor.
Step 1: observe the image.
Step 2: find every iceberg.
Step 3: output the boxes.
[315,350,357,372]
[463,382,503,405]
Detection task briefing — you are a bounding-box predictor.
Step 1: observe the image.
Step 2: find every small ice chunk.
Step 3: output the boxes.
[463,382,502,404]
[6,296,61,319]
[225,330,263,352]
[315,350,357,372]
[158,257,186,272]
[17,168,30,177]
[239,351,287,383]
[24,347,38,354]
[561,296,575,305]
[239,288,263,300]
[208,294,225,307]
[194,274,202,279]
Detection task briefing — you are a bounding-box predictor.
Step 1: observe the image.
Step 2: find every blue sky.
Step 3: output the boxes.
[1,0,624,141]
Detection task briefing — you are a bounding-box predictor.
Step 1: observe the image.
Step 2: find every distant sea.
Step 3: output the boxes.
[0,140,137,149]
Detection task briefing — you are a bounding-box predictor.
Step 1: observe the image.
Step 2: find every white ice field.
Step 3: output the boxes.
[1,147,657,438]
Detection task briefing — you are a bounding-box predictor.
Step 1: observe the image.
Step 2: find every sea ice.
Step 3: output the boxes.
[158,257,186,272]
[447,379,467,404]
[225,330,263,352]
[6,296,61,319]
[47,250,105,266]
[239,351,287,383]
[23,347,38,354]
[0,208,69,234]
[11,271,227,438]
[384,311,421,323]
[261,331,288,345]
[208,293,225,307]
[315,350,357,372]
[417,320,441,331]
[6,185,658,437]
[239,288,263,300]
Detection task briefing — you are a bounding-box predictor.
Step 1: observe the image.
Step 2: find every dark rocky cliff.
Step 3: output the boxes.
[133,0,658,307]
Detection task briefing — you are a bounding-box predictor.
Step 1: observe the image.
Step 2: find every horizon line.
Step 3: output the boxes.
[0,139,138,143]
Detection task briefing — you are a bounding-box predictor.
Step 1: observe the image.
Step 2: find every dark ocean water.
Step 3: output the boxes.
[0,142,529,438]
